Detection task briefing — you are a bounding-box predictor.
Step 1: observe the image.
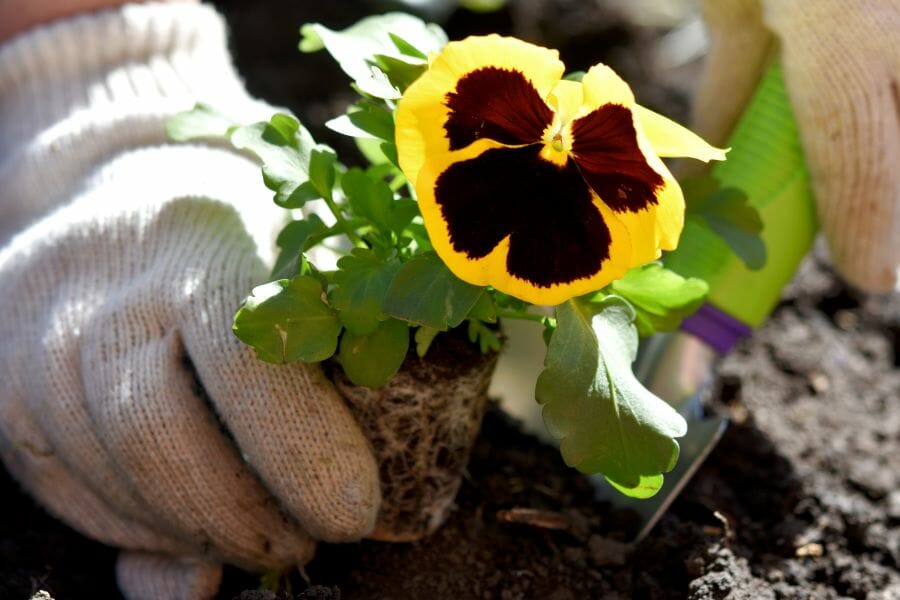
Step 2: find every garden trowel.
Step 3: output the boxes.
[601,331,727,543]
[601,62,818,542]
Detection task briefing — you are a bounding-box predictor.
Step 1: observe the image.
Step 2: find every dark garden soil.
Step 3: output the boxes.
[2,2,899,599]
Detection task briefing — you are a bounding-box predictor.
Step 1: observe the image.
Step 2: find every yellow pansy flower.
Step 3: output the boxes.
[396,35,726,305]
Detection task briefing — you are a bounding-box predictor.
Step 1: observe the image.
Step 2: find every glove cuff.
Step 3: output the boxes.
[0,3,269,241]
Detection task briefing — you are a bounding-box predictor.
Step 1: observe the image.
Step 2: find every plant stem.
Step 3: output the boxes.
[322,194,366,247]
[496,309,553,325]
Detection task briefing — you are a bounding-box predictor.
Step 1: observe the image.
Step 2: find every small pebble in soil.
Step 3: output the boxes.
[794,542,824,557]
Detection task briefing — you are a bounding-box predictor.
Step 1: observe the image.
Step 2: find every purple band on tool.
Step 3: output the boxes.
[680,303,753,354]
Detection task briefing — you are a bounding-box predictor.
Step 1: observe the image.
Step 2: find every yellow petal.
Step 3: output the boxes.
[611,158,685,262]
[415,139,505,292]
[651,171,686,251]
[607,208,661,267]
[579,64,637,114]
[634,105,728,161]
[575,63,689,262]
[548,79,583,126]
[396,35,565,188]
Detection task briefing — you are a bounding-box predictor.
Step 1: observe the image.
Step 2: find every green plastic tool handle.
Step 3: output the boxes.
[664,64,817,328]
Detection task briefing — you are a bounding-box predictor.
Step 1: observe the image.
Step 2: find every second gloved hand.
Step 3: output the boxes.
[694,0,900,292]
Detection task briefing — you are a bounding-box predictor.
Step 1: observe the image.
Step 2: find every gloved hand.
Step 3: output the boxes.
[693,0,900,292]
[0,5,378,599]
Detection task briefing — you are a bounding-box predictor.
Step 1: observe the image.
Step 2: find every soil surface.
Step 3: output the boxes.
[3,2,899,599]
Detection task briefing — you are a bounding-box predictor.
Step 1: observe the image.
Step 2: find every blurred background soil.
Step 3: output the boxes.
[2,1,899,598]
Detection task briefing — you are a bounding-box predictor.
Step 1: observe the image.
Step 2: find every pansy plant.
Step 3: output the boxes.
[169,13,759,498]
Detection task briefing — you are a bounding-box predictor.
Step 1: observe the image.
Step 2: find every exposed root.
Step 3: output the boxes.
[331,332,498,541]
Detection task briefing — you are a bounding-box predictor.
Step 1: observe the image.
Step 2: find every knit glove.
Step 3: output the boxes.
[0,5,378,599]
[693,0,900,292]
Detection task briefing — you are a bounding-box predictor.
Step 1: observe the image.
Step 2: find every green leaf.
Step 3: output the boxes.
[460,0,508,12]
[563,70,585,82]
[340,168,394,230]
[309,145,337,200]
[269,113,302,141]
[166,103,235,141]
[332,248,402,335]
[383,252,484,330]
[536,298,687,497]
[609,263,708,336]
[386,199,420,236]
[467,320,502,354]
[683,176,767,270]
[233,276,342,364]
[380,142,400,169]
[606,474,665,500]
[355,137,392,167]
[407,223,433,253]
[468,291,498,324]
[414,326,441,357]
[278,181,321,209]
[339,319,410,388]
[230,114,316,208]
[299,13,446,99]
[366,162,401,183]
[389,32,427,60]
[542,317,556,346]
[326,102,395,141]
[270,215,330,280]
[298,25,325,53]
[372,54,427,92]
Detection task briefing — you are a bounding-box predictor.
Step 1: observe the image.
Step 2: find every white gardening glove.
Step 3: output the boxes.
[694,0,900,292]
[0,5,379,599]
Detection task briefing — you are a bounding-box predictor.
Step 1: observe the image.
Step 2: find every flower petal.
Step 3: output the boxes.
[610,170,685,266]
[580,64,637,114]
[571,103,665,214]
[417,141,631,305]
[548,79,584,127]
[396,35,565,187]
[444,67,555,150]
[634,105,728,161]
[574,63,686,264]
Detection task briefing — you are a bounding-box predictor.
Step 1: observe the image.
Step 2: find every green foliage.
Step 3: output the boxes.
[339,319,410,388]
[308,146,338,200]
[270,215,330,280]
[165,103,236,141]
[233,277,342,364]
[230,114,318,208]
[608,263,708,337]
[536,298,687,498]
[327,101,395,141]
[468,320,502,353]
[414,326,441,357]
[332,248,402,335]
[383,253,485,330]
[299,13,446,100]
[683,175,766,270]
[341,168,396,232]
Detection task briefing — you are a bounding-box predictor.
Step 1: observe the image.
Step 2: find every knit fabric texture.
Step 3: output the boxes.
[0,4,380,598]
[693,0,900,292]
